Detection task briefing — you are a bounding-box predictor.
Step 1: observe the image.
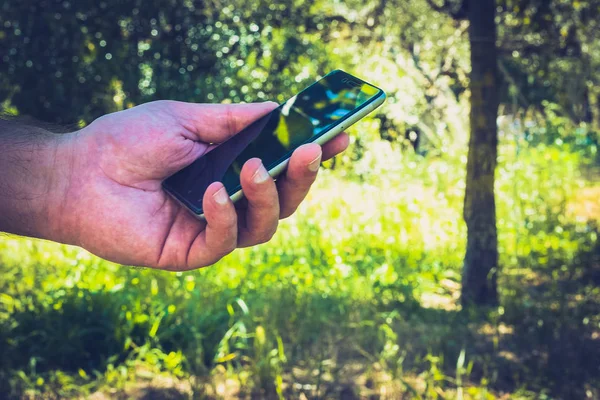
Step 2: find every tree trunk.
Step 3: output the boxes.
[461,0,499,306]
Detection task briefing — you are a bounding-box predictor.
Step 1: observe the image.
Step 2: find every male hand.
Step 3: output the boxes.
[46,101,348,270]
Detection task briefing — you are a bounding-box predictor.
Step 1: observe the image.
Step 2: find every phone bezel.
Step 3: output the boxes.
[163,70,386,217]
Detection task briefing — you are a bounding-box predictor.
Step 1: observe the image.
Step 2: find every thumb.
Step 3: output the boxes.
[169,101,278,143]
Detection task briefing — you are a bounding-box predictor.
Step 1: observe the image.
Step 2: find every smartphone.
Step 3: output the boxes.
[162,69,386,217]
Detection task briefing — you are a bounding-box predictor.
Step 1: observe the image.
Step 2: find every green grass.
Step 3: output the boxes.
[1,137,598,399]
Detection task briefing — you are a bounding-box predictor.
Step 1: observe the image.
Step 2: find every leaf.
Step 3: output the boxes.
[215,353,236,363]
[456,348,466,370]
[235,298,250,315]
[109,283,124,293]
[0,293,14,306]
[255,325,266,347]
[149,312,165,338]
[151,279,158,296]
[277,335,287,362]
[0,293,17,312]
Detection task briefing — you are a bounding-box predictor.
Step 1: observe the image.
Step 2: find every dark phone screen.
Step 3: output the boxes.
[163,70,382,214]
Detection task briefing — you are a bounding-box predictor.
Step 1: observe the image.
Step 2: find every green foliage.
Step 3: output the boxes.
[1,0,600,398]
[1,131,598,398]
[0,0,337,124]
[497,0,600,125]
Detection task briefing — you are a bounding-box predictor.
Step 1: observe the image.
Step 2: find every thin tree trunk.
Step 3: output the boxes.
[462,0,499,306]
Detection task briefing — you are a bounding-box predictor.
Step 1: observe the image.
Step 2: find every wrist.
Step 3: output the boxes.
[0,122,77,243]
[42,132,79,244]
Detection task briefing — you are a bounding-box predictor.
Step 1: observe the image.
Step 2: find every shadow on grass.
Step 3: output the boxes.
[127,386,188,400]
[494,234,600,398]
[0,289,130,374]
[395,229,600,399]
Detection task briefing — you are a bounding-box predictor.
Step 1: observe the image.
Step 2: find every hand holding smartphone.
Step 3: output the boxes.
[163,70,386,217]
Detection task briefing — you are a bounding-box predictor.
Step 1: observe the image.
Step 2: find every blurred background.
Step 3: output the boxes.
[0,0,599,398]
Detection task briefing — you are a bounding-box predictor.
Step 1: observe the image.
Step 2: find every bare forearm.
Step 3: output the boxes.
[0,118,73,241]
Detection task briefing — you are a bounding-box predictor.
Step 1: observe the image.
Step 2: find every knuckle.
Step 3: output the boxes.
[192,258,216,270]
[266,229,276,242]
[211,209,237,230]
[223,215,238,232]
[280,207,297,220]
[246,198,274,216]
[208,239,237,260]
[201,252,225,268]
[256,227,277,244]
[287,175,314,192]
[303,172,319,186]
[223,239,237,254]
[205,255,222,267]
[249,183,278,205]
[188,256,217,270]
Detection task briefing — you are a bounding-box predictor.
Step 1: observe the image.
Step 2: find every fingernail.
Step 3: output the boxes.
[307,152,322,172]
[252,162,270,184]
[213,187,229,205]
